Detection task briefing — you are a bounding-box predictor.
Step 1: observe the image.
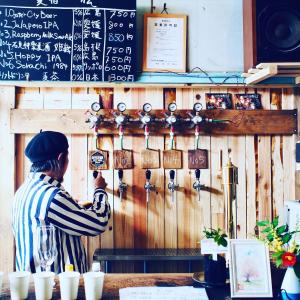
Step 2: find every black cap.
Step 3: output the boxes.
[25,131,69,163]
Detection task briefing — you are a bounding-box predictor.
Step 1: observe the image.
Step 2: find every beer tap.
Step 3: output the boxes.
[114,102,129,129]
[188,102,203,128]
[168,170,179,203]
[118,169,127,202]
[193,169,205,201]
[144,169,155,203]
[164,102,179,128]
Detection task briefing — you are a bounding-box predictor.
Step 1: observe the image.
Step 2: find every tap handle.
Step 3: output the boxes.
[146,169,151,180]
[169,170,175,180]
[195,169,201,180]
[118,169,123,181]
[93,171,98,179]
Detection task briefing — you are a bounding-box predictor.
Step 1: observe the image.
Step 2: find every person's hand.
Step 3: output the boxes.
[94,171,107,190]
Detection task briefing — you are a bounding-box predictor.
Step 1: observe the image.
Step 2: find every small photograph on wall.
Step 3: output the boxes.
[229,239,273,298]
[234,94,262,110]
[205,93,232,109]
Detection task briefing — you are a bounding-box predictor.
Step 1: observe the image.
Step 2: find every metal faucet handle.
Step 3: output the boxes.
[168,181,179,191]
[144,182,156,191]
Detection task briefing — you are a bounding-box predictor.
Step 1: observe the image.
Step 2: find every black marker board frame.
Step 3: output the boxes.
[0,0,137,82]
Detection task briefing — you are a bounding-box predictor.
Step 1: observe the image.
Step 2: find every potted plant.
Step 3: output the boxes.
[256,216,300,299]
[202,228,228,285]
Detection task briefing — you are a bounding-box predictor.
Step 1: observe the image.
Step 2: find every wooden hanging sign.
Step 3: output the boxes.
[188,149,208,169]
[163,149,182,169]
[141,149,160,169]
[89,150,109,170]
[113,150,133,169]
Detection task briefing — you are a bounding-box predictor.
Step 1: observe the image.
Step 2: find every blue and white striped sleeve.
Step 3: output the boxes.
[47,188,111,237]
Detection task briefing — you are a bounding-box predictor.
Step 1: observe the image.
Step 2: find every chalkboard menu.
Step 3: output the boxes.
[0,0,136,82]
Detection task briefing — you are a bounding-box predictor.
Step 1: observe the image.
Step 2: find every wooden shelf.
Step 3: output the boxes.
[10,108,297,135]
[243,63,300,85]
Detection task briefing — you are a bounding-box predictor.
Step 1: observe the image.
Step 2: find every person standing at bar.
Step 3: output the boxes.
[12,131,111,274]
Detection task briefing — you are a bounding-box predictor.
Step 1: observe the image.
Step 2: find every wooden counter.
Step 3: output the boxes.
[1,273,195,300]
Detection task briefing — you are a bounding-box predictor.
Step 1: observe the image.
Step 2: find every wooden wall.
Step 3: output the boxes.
[1,85,300,273]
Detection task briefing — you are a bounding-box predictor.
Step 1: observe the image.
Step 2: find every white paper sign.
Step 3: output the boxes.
[119,286,208,300]
[201,238,228,255]
[144,15,186,71]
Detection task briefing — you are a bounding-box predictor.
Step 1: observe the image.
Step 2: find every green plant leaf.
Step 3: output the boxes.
[272,217,279,228]
[257,220,269,227]
[267,233,274,242]
[272,250,285,259]
[282,233,292,244]
[276,225,287,235]
[262,227,272,233]
[275,258,282,268]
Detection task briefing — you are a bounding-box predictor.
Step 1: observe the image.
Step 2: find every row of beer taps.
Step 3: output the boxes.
[87,100,228,203]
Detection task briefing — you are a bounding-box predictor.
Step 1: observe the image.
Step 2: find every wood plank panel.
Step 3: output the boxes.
[194,88,211,233]
[257,89,272,222]
[270,89,284,223]
[228,87,247,238]
[244,87,257,236]
[11,109,297,135]
[113,87,134,272]
[176,88,196,249]
[210,88,228,230]
[145,88,165,273]
[282,88,296,202]
[164,88,178,272]
[89,88,114,251]
[0,86,15,272]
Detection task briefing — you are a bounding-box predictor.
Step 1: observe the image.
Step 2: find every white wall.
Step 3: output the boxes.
[137,0,244,72]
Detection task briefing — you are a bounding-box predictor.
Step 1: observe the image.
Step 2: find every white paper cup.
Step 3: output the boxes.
[59,271,80,300]
[8,271,31,300]
[33,272,55,300]
[83,272,105,300]
[0,271,3,295]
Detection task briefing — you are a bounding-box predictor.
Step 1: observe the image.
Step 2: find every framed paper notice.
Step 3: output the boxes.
[143,13,187,72]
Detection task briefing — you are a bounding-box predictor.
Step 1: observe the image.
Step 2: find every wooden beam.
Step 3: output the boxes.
[0,86,15,272]
[246,65,278,85]
[10,109,297,135]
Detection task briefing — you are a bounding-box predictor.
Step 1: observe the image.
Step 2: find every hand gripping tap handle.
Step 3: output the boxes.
[195,169,201,180]
[118,169,123,181]
[146,169,151,181]
[170,169,175,181]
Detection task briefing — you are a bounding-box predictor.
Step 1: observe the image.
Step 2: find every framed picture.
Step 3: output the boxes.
[143,13,187,72]
[229,239,272,298]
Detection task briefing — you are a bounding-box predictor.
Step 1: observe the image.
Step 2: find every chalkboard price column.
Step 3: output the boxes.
[104,10,136,82]
[0,0,136,82]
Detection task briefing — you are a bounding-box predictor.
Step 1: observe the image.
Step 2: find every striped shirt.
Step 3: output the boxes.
[12,172,110,274]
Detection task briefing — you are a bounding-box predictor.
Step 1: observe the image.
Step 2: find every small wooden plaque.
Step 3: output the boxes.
[188,149,208,169]
[163,149,182,169]
[113,150,133,169]
[141,149,160,169]
[89,150,109,170]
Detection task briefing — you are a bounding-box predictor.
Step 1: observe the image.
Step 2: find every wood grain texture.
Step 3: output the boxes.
[6,85,299,274]
[10,109,297,135]
[282,88,296,202]
[228,87,247,238]
[270,89,284,223]
[0,86,15,272]
[210,88,228,230]
[257,89,272,221]
[244,87,257,236]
